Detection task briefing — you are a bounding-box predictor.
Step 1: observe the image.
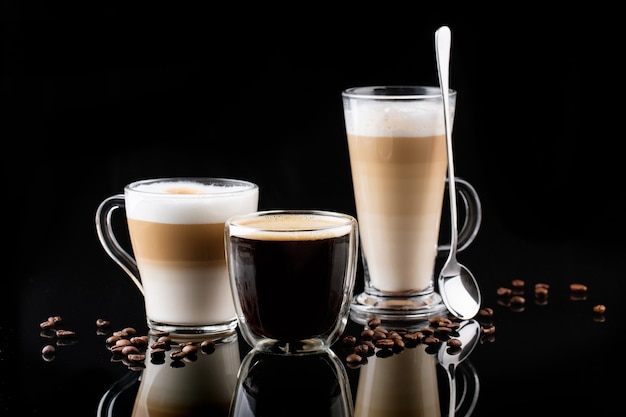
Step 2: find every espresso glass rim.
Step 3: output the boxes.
[342,85,456,100]
[125,177,259,197]
[227,209,357,233]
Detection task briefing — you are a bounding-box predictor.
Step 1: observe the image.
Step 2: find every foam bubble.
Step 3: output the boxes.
[126,180,258,224]
[344,100,452,137]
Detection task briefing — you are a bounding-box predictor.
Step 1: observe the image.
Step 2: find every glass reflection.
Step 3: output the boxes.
[230,348,353,417]
[99,331,241,417]
[351,319,480,417]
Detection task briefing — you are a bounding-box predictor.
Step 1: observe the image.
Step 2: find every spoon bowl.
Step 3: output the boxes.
[434,25,481,320]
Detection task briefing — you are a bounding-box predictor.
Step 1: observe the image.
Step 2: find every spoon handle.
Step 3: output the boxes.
[435,25,459,255]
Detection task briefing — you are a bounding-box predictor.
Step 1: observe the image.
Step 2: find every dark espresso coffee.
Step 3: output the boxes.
[229,233,350,341]
[227,213,356,344]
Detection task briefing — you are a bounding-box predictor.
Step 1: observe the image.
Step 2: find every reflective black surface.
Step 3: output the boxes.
[3,6,624,417]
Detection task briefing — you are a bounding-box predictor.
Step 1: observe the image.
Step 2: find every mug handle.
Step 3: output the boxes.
[95,194,144,295]
[438,177,482,253]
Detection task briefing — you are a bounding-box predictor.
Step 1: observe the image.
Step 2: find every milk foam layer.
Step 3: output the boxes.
[126,180,258,224]
[230,214,354,241]
[344,100,452,137]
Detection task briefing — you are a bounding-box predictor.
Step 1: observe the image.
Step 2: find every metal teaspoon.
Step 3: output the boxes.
[434,25,482,320]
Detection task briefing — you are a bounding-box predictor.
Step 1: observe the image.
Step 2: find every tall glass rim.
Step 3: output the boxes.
[226,209,357,234]
[342,85,456,100]
[125,177,258,197]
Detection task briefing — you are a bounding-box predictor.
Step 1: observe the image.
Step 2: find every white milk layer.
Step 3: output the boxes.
[126,180,259,224]
[139,262,236,325]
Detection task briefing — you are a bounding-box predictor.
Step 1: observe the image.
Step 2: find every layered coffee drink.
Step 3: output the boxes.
[343,87,454,294]
[226,211,358,353]
[124,179,259,328]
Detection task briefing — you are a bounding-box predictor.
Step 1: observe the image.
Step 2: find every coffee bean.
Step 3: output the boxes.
[346,353,363,364]
[496,287,512,297]
[367,317,381,329]
[55,330,76,338]
[592,304,606,314]
[353,343,371,357]
[200,340,215,353]
[42,344,56,357]
[511,279,525,289]
[360,329,375,339]
[478,307,494,319]
[96,318,110,328]
[130,336,149,348]
[374,339,395,349]
[150,348,166,359]
[122,346,140,356]
[170,350,186,360]
[182,345,198,355]
[127,353,146,362]
[447,338,462,348]
[342,335,357,346]
[569,283,588,294]
[510,296,525,305]
[40,320,55,330]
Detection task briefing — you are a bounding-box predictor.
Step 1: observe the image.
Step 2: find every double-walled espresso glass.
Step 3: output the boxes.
[96,178,259,335]
[225,210,359,354]
[342,86,481,323]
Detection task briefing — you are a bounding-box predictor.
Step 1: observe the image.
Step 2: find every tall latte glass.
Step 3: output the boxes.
[342,86,481,323]
[96,178,259,335]
[225,210,359,354]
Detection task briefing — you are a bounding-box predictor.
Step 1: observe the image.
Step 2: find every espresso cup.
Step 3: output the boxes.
[95,177,259,335]
[225,210,359,354]
[342,86,482,323]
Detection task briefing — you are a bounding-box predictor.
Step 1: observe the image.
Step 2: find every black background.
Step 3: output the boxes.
[2,4,625,416]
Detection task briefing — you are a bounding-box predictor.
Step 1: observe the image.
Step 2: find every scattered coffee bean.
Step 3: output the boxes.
[40,320,55,330]
[374,339,395,349]
[510,296,525,305]
[122,345,140,356]
[367,317,381,329]
[200,339,216,354]
[360,329,375,339]
[478,307,494,319]
[42,344,56,357]
[127,353,146,362]
[55,329,76,338]
[346,353,363,364]
[342,335,357,347]
[96,318,110,328]
[569,283,588,294]
[496,287,512,297]
[592,304,606,314]
[511,279,525,289]
[447,338,462,348]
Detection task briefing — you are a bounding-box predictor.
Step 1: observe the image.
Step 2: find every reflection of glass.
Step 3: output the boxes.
[355,343,441,417]
[98,332,241,417]
[230,348,353,417]
[353,320,480,417]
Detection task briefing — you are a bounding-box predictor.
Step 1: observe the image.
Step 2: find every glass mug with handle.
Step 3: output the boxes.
[342,86,482,323]
[95,177,259,335]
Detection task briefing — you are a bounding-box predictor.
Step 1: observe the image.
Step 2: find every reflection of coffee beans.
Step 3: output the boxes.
[229,233,351,341]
